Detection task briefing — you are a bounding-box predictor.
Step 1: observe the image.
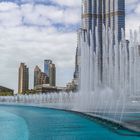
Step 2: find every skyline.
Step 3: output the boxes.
[0,0,140,92]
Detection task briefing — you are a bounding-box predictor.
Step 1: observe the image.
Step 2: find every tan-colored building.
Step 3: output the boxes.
[34,65,41,87]
[18,63,29,94]
[34,65,49,88]
[49,63,56,87]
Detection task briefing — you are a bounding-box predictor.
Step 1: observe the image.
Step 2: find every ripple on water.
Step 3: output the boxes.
[0,110,29,140]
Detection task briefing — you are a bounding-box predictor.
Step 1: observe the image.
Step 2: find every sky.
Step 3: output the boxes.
[0,0,140,92]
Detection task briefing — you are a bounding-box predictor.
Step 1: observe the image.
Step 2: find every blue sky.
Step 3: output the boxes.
[0,0,139,92]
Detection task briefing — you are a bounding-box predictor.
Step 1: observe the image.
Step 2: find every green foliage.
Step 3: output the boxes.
[0,92,14,96]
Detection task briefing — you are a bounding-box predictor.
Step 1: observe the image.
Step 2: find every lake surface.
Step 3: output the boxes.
[0,105,140,140]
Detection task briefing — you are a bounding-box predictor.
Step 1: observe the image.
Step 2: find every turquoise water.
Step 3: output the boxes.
[0,105,140,140]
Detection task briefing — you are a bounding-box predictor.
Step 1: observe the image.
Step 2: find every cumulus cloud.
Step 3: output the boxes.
[0,2,18,11]
[52,0,81,8]
[0,2,80,28]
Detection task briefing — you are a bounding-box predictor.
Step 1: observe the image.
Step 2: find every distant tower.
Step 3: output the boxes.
[81,0,125,41]
[81,0,125,81]
[34,65,49,88]
[49,63,56,87]
[74,47,80,80]
[18,63,29,94]
[44,60,56,86]
[44,60,52,76]
[34,66,41,87]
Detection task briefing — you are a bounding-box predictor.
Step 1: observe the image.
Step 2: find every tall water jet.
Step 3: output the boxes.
[76,26,140,123]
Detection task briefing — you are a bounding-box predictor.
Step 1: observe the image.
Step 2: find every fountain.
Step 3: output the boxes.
[0,27,140,131]
[73,26,140,130]
[76,26,140,117]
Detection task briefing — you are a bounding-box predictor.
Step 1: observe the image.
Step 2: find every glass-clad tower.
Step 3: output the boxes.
[44,60,52,76]
[76,0,125,83]
[81,0,125,42]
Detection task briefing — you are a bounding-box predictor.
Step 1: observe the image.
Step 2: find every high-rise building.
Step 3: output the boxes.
[74,47,80,80]
[77,0,125,81]
[18,63,29,94]
[82,0,125,41]
[40,72,49,85]
[44,60,56,87]
[44,60,52,76]
[34,65,41,87]
[74,47,78,79]
[49,63,56,87]
[34,65,49,88]
[73,29,83,87]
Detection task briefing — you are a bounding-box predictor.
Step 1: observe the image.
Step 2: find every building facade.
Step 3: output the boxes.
[74,47,79,80]
[75,0,125,84]
[34,65,49,88]
[74,45,81,88]
[18,63,29,94]
[44,60,56,87]
[82,0,125,42]
[49,63,56,87]
[34,65,41,87]
[44,60,52,76]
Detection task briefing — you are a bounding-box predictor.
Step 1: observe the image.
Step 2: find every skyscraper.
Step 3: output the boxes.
[49,63,56,87]
[79,0,125,81]
[74,47,80,80]
[34,65,41,87]
[18,63,29,94]
[82,0,125,41]
[44,60,56,87]
[34,65,49,88]
[44,60,52,76]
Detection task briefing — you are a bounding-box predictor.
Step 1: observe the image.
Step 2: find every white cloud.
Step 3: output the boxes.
[134,3,140,14]
[126,0,139,5]
[0,2,80,27]
[0,2,18,11]
[52,0,81,8]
